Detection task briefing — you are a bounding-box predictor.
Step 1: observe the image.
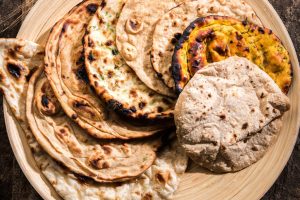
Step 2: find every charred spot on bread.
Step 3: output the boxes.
[76,65,89,83]
[7,63,23,79]
[86,3,99,14]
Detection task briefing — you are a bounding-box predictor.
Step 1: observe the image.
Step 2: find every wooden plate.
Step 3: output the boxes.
[4,0,300,199]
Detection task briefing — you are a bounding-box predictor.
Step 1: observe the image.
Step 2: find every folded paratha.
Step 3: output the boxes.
[84,0,175,121]
[175,56,290,172]
[115,0,183,97]
[0,39,188,199]
[151,0,262,89]
[27,67,162,183]
[172,16,292,94]
[45,0,167,140]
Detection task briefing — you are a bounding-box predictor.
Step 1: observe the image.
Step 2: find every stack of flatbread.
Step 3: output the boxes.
[0,1,188,199]
[0,0,292,199]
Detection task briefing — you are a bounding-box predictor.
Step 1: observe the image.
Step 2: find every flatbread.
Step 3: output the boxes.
[175,56,290,172]
[0,39,188,199]
[36,133,188,200]
[151,0,262,89]
[84,0,175,121]
[172,16,292,94]
[115,0,183,97]
[45,0,168,140]
[0,38,44,122]
[27,67,162,183]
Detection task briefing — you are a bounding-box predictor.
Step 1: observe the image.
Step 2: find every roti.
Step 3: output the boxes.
[45,0,168,140]
[115,0,183,97]
[172,16,292,94]
[84,0,175,121]
[151,0,262,89]
[175,56,290,172]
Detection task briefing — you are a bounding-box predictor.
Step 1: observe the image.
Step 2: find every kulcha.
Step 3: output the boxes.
[84,0,175,121]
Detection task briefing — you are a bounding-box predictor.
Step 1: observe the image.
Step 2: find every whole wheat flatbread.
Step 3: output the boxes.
[175,56,290,172]
[151,0,262,89]
[115,0,184,97]
[45,0,168,140]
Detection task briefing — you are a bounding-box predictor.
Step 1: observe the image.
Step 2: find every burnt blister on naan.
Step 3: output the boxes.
[36,80,62,116]
[86,3,99,14]
[172,15,292,94]
[7,62,24,79]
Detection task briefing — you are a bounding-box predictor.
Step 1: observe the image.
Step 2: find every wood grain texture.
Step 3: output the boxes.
[0,0,299,199]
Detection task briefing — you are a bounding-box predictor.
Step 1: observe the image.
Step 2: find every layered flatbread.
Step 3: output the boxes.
[45,0,168,140]
[27,67,162,183]
[0,38,188,199]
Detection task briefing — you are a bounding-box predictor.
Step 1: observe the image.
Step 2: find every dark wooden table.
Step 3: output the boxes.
[0,0,299,199]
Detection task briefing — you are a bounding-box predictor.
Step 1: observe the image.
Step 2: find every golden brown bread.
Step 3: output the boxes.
[27,67,162,183]
[172,16,292,94]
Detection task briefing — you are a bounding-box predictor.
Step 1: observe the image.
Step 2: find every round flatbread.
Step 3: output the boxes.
[115,0,183,97]
[84,0,175,121]
[151,0,262,89]
[172,16,292,94]
[45,0,168,140]
[27,67,162,183]
[175,56,290,172]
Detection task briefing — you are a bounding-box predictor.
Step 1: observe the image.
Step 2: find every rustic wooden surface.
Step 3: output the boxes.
[0,0,299,199]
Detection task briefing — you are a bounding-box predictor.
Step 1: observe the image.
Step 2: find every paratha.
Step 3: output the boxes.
[35,133,188,200]
[27,67,162,183]
[172,16,292,94]
[115,0,183,97]
[84,0,175,121]
[175,56,290,172]
[0,39,188,199]
[151,0,262,89]
[24,117,185,199]
[45,0,168,140]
